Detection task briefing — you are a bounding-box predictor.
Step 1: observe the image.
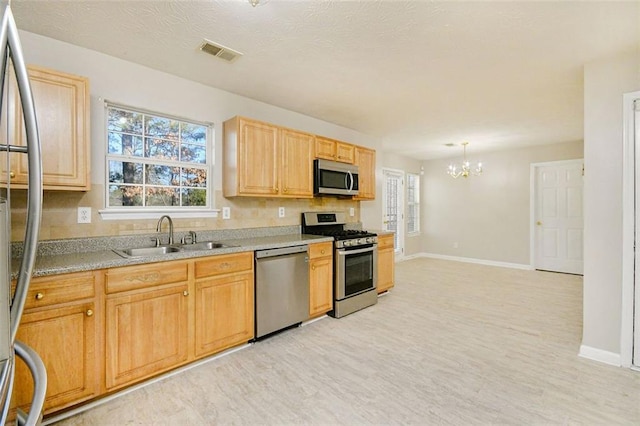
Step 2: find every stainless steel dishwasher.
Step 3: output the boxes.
[255,245,309,339]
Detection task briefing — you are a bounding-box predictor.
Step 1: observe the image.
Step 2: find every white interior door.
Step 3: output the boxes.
[533,160,584,274]
[382,169,404,255]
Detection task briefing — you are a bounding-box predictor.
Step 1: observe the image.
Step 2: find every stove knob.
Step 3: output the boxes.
[367,237,375,244]
[359,238,367,245]
[343,240,351,247]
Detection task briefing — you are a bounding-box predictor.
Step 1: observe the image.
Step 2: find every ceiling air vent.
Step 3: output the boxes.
[199,39,242,63]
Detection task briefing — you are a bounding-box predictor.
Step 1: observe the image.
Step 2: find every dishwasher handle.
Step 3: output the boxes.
[255,245,308,259]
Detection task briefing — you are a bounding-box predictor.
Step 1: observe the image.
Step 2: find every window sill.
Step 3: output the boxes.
[99,209,220,221]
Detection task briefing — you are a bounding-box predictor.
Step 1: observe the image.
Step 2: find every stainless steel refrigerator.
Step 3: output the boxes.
[0,2,46,425]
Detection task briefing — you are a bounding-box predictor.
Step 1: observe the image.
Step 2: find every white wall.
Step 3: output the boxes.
[582,50,640,357]
[360,151,423,256]
[420,142,583,266]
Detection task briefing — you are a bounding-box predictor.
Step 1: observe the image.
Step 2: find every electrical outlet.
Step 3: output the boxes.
[222,207,231,220]
[349,207,355,217]
[77,207,91,224]
[278,207,285,218]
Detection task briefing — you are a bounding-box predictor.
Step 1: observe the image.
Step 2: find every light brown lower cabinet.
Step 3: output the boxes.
[10,251,256,417]
[308,242,333,317]
[105,283,189,390]
[194,252,254,357]
[10,271,100,417]
[377,234,395,293]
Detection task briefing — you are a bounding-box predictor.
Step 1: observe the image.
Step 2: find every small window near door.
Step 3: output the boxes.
[407,173,420,234]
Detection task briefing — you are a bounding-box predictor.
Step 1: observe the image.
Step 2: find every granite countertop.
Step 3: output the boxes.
[371,229,395,236]
[12,229,333,278]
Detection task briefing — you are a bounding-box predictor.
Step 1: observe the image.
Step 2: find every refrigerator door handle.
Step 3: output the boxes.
[1,2,43,344]
[0,3,44,425]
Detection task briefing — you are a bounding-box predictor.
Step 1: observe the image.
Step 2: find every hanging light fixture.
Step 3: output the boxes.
[447,142,483,179]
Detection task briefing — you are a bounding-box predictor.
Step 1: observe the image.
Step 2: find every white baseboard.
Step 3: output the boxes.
[398,253,423,262]
[578,345,621,367]
[410,252,533,270]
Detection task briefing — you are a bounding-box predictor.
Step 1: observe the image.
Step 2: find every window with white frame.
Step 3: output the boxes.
[406,173,420,234]
[105,105,211,209]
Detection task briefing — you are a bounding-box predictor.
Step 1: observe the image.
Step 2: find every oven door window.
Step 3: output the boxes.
[343,250,374,297]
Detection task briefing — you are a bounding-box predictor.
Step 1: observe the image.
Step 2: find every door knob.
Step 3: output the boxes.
[35,292,44,300]
[9,171,15,178]
[86,309,94,317]
[536,221,542,226]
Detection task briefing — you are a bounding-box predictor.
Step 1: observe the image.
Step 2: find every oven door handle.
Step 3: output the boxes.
[337,245,376,256]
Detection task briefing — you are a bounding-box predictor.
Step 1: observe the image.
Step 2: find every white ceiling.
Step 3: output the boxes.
[9,0,640,160]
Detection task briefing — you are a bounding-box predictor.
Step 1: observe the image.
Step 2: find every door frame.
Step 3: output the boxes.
[529,159,584,270]
[381,168,405,258]
[621,89,640,369]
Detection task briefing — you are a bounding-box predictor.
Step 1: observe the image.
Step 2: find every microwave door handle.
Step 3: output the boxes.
[347,171,353,191]
[337,246,376,256]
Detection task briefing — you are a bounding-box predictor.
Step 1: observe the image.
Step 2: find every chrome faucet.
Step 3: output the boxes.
[156,215,174,246]
[181,230,197,245]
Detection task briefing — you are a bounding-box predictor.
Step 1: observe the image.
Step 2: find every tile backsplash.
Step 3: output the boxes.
[8,185,360,241]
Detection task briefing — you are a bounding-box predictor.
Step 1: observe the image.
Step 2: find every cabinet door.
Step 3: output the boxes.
[377,236,395,293]
[280,128,314,197]
[1,66,89,190]
[237,118,279,195]
[336,142,355,164]
[105,284,189,390]
[194,271,254,357]
[12,302,98,415]
[354,146,376,200]
[315,136,336,160]
[309,256,333,317]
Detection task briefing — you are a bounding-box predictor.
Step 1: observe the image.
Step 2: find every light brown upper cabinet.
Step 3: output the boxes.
[0,65,90,190]
[315,136,355,164]
[354,146,376,200]
[224,116,314,198]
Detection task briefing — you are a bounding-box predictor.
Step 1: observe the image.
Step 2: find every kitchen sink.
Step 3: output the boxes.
[113,246,183,258]
[180,241,236,251]
[113,241,237,258]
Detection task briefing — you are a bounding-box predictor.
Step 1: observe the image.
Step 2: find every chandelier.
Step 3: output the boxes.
[447,142,483,179]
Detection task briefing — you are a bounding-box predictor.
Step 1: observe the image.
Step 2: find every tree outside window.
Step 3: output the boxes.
[106,105,210,209]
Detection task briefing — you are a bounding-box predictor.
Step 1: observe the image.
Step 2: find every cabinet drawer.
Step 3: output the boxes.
[308,242,332,259]
[19,272,95,310]
[195,252,253,279]
[106,261,188,294]
[377,234,395,250]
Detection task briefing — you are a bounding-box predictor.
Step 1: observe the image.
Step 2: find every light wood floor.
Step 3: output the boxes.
[53,258,640,425]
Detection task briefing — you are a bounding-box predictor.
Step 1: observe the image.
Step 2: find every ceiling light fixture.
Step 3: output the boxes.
[248,0,269,7]
[447,142,483,179]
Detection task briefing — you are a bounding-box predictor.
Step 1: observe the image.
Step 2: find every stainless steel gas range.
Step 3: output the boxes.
[302,211,378,318]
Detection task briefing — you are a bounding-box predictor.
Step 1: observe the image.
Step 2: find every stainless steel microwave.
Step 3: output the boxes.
[314,159,359,196]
